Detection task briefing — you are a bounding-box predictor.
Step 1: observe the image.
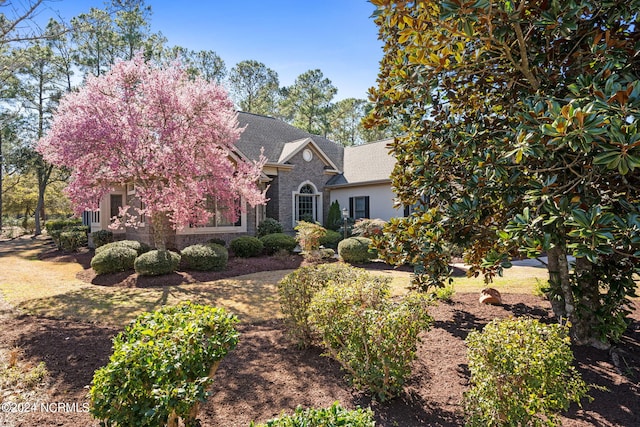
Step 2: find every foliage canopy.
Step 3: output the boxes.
[367,0,640,345]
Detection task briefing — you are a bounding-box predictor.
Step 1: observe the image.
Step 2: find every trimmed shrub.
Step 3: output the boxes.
[320,248,335,259]
[134,250,181,276]
[91,230,114,248]
[278,264,376,348]
[59,230,88,252]
[90,302,238,427]
[181,243,228,271]
[352,218,386,238]
[319,229,342,249]
[45,218,82,232]
[257,218,284,237]
[48,221,88,250]
[230,236,264,257]
[260,233,297,255]
[464,318,591,427]
[250,402,375,427]
[338,237,376,264]
[95,240,150,256]
[206,237,227,247]
[91,246,138,275]
[309,280,433,401]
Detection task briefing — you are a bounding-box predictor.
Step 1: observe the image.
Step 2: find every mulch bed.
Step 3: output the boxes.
[2,249,638,426]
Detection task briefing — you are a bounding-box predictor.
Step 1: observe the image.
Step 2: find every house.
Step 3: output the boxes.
[86,112,401,249]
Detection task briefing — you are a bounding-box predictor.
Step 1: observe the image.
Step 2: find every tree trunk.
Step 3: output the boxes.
[547,244,608,348]
[151,212,167,251]
[572,257,608,348]
[545,246,567,319]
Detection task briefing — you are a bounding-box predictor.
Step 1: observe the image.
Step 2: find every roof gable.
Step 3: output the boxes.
[235,112,344,170]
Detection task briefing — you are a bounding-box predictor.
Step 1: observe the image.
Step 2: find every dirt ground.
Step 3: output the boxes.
[0,239,639,426]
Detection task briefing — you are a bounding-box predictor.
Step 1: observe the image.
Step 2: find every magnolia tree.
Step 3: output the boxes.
[37,54,266,249]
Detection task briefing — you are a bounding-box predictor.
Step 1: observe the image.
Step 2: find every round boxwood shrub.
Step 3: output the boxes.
[257,218,284,237]
[91,246,138,275]
[91,230,114,248]
[95,240,150,256]
[338,237,376,264]
[230,236,264,258]
[319,229,342,249]
[259,233,297,255]
[90,302,239,427]
[181,243,228,271]
[134,250,181,276]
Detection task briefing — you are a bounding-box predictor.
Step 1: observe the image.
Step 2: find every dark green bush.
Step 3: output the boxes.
[206,237,227,247]
[326,200,342,231]
[91,230,114,248]
[309,281,433,401]
[181,243,228,271]
[464,318,591,427]
[278,264,371,347]
[257,218,284,237]
[95,240,150,256]
[134,250,181,276]
[91,246,138,275]
[319,229,342,249]
[230,236,264,257]
[90,302,239,427]
[338,237,376,264]
[48,221,89,251]
[260,233,297,255]
[59,230,88,251]
[250,402,375,427]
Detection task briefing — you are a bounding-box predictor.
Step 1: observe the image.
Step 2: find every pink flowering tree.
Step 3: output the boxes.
[37,54,266,249]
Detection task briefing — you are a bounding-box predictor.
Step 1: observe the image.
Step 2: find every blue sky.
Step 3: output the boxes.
[37,0,383,101]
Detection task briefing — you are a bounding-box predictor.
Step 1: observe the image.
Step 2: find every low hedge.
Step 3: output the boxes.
[91,246,138,275]
[251,402,375,427]
[60,230,88,252]
[230,236,264,258]
[181,243,228,271]
[91,230,114,248]
[338,237,376,264]
[134,250,181,276]
[95,240,150,256]
[260,233,297,255]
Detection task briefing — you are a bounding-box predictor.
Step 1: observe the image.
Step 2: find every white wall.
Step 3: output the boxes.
[330,182,403,221]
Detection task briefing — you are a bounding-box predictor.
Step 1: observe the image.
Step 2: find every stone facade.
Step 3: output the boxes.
[268,148,336,234]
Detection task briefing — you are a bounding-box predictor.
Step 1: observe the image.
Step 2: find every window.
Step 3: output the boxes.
[110,194,124,220]
[293,182,322,225]
[349,196,370,220]
[192,196,242,228]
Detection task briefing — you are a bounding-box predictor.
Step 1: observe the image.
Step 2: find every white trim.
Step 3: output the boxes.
[176,210,247,235]
[278,138,341,171]
[292,180,323,227]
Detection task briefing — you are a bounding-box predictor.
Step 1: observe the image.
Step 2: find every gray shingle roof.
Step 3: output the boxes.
[235,112,344,170]
[326,139,395,186]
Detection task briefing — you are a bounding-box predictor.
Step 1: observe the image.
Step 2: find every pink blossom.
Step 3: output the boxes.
[37,53,266,244]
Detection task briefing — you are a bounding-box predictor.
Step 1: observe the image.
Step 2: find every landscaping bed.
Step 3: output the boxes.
[1,239,638,426]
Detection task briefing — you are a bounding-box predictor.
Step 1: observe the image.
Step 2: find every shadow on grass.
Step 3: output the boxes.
[18,277,286,325]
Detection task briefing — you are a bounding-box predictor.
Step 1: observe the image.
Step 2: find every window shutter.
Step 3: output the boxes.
[349,197,354,218]
[364,197,370,218]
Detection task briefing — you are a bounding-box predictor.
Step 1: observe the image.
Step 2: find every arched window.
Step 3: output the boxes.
[293,182,322,225]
